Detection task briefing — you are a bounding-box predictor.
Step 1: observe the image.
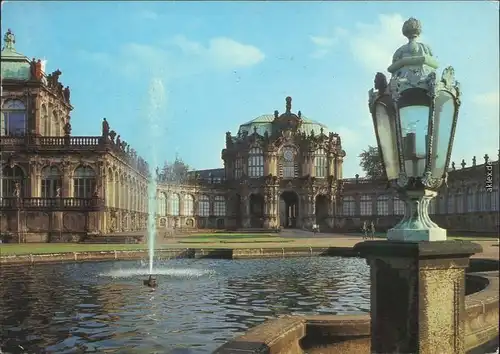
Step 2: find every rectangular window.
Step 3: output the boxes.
[234,158,243,179]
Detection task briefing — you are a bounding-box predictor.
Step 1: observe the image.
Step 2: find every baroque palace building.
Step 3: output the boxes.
[1,30,499,242]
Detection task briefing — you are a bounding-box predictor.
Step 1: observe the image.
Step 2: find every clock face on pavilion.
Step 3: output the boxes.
[283,149,293,162]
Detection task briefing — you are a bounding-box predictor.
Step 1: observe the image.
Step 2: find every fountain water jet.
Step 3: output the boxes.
[145,77,167,278]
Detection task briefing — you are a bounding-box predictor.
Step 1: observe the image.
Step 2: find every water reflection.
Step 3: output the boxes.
[0,257,369,353]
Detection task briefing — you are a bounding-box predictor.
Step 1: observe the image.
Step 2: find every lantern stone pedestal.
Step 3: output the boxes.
[354,240,482,354]
[387,227,447,242]
[388,190,447,242]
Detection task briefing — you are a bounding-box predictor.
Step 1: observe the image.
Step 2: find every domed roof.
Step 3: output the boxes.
[1,29,32,81]
[238,114,329,136]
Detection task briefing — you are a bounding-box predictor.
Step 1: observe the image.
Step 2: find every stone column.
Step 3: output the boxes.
[328,153,335,177]
[325,193,335,229]
[354,240,482,354]
[30,162,40,197]
[242,194,251,228]
[308,154,315,177]
[61,162,72,198]
[302,194,315,229]
[336,157,344,179]
[263,152,270,176]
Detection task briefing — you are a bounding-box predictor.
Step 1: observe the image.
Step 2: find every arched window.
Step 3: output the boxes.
[456,190,464,213]
[198,195,210,217]
[183,194,194,216]
[342,196,355,216]
[393,196,405,215]
[360,195,372,216]
[234,157,243,179]
[447,193,455,214]
[106,169,114,207]
[466,188,475,213]
[438,195,446,214]
[41,104,50,136]
[157,192,167,216]
[1,100,26,136]
[492,186,499,212]
[73,166,96,198]
[41,166,62,198]
[376,195,389,215]
[248,147,264,178]
[314,148,328,178]
[214,196,226,216]
[476,186,486,211]
[114,171,120,208]
[1,165,25,197]
[429,197,437,215]
[170,193,180,216]
[52,110,60,137]
[280,146,297,179]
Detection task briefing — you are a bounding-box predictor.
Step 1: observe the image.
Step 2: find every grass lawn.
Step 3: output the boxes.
[184,233,277,238]
[178,237,293,244]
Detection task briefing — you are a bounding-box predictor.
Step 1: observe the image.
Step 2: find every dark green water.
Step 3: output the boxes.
[0,257,370,353]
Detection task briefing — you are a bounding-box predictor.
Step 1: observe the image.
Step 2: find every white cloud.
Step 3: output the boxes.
[171,35,265,69]
[472,90,500,108]
[309,28,347,59]
[310,36,337,48]
[79,35,265,80]
[208,37,265,68]
[347,14,409,74]
[138,10,158,20]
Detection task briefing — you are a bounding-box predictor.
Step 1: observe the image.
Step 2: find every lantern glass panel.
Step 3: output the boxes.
[431,90,455,178]
[399,105,429,177]
[375,103,400,180]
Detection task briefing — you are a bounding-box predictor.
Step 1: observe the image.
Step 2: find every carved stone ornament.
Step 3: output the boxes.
[441,66,455,87]
[396,172,409,188]
[60,158,72,168]
[7,154,16,168]
[421,171,442,190]
[78,159,91,168]
[368,88,378,111]
[426,71,437,98]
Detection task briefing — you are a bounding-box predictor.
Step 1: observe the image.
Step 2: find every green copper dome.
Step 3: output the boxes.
[238,114,329,136]
[1,29,31,81]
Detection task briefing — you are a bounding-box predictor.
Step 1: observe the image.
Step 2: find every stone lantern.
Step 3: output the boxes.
[368,17,461,242]
[354,18,482,354]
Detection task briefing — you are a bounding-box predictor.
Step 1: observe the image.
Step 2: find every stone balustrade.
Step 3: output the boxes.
[0,196,104,211]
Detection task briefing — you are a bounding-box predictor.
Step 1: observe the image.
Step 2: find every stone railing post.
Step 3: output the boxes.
[354,241,482,354]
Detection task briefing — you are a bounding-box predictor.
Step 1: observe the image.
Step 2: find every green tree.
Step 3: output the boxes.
[160,156,190,183]
[359,145,385,180]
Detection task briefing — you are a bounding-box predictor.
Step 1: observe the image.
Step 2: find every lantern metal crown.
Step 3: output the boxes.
[368,17,461,242]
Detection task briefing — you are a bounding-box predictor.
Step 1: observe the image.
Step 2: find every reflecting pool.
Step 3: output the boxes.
[0,257,370,353]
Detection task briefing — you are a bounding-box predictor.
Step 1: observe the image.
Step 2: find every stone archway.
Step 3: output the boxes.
[249,193,265,228]
[280,191,299,228]
[315,194,329,228]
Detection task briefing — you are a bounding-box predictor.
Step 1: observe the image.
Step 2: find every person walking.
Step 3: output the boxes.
[362,220,368,240]
[370,221,376,240]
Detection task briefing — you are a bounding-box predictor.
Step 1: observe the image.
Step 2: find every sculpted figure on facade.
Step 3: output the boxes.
[109,130,116,143]
[102,118,110,137]
[63,121,72,136]
[14,182,21,198]
[63,86,71,102]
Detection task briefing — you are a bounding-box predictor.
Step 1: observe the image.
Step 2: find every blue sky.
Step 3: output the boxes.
[2,1,499,177]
